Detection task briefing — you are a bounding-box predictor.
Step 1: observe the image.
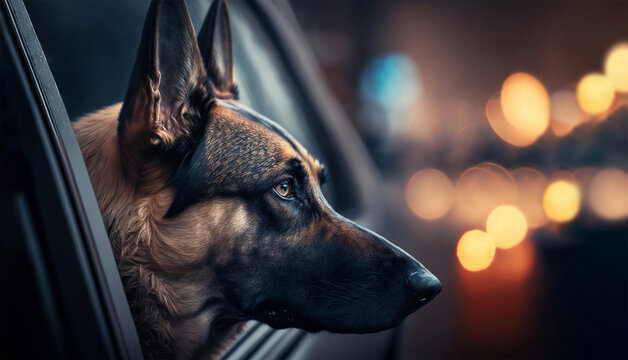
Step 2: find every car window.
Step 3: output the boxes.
[230,4,317,154]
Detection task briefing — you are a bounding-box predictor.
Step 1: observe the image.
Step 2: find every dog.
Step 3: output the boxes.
[72,0,441,358]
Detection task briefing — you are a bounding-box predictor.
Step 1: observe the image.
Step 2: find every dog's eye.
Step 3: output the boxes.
[274,179,294,199]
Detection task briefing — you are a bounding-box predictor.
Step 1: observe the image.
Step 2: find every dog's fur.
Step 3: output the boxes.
[73,1,440,359]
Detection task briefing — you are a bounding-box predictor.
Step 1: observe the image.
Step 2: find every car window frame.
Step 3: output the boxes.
[1,0,143,358]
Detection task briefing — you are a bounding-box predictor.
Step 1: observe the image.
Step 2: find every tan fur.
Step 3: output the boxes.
[74,105,247,359]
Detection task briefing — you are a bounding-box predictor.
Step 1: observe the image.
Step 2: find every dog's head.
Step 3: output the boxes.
[118,0,440,334]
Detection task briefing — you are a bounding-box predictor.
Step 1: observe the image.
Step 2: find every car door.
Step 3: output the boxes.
[2,0,400,358]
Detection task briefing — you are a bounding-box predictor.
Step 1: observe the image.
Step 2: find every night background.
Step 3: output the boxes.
[289,1,627,358]
[2,0,626,359]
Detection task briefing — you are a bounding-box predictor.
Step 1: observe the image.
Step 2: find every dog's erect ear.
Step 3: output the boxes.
[118,0,208,154]
[198,0,236,98]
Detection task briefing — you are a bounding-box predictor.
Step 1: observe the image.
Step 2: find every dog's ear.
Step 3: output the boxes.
[198,0,236,98]
[118,0,208,157]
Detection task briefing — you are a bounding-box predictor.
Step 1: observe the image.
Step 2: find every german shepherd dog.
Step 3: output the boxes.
[73,0,441,358]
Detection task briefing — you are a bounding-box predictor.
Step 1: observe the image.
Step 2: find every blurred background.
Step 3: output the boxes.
[10,0,626,358]
[290,1,627,359]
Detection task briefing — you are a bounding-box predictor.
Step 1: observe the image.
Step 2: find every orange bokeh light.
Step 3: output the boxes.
[543,180,581,223]
[551,90,584,125]
[588,168,628,221]
[453,163,517,227]
[405,168,454,220]
[550,89,584,137]
[486,205,528,249]
[604,42,628,93]
[486,93,537,147]
[457,230,496,272]
[500,73,550,140]
[576,73,615,115]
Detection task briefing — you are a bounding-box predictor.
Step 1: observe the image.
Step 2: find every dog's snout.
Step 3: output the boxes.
[406,269,442,303]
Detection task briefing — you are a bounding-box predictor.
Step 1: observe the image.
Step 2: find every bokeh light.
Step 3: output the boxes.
[500,73,550,140]
[486,205,528,249]
[453,163,517,227]
[511,168,549,228]
[405,168,454,220]
[550,89,584,136]
[460,238,536,287]
[588,168,628,221]
[551,90,584,125]
[604,42,628,93]
[360,53,421,110]
[457,230,496,272]
[486,93,537,146]
[543,180,581,223]
[576,73,615,115]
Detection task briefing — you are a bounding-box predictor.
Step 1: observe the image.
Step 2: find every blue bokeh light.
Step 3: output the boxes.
[359,53,421,111]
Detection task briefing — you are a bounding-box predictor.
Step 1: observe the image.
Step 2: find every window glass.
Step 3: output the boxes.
[230,5,315,153]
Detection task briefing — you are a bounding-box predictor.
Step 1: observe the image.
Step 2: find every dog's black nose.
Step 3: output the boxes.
[406,268,442,303]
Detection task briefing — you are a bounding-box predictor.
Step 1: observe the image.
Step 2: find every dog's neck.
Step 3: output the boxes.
[73,104,244,359]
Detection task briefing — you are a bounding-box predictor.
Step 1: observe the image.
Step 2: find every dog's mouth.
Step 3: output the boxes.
[254,302,322,332]
[256,302,298,329]
[251,294,436,334]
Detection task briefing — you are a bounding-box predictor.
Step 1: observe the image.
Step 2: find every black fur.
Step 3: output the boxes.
[198,0,237,97]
